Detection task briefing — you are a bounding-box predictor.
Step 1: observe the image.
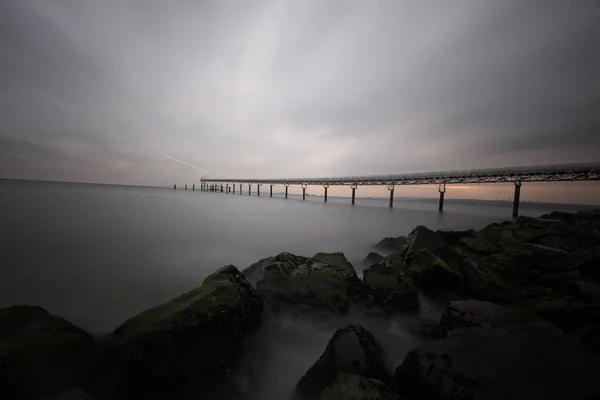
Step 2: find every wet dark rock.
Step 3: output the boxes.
[0,306,95,400]
[373,236,407,252]
[515,290,600,334]
[438,300,544,337]
[316,374,398,400]
[579,255,600,283]
[88,265,262,399]
[362,260,418,311]
[458,235,498,255]
[406,249,463,294]
[312,252,357,278]
[394,323,600,400]
[295,325,392,400]
[436,229,477,246]
[253,252,358,315]
[361,252,384,266]
[403,226,449,257]
[461,256,514,303]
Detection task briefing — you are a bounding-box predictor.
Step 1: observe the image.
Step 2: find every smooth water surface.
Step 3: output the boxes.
[1,179,595,398]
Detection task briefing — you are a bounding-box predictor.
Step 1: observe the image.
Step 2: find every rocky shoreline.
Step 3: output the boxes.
[2,210,600,399]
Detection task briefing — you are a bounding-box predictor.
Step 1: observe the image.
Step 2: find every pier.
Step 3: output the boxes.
[191,162,600,217]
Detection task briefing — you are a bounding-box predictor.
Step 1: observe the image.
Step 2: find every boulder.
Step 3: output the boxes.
[254,253,355,315]
[373,236,407,252]
[0,306,95,400]
[478,221,517,243]
[403,226,448,257]
[438,300,544,337]
[316,374,397,400]
[243,252,310,285]
[517,293,600,334]
[312,252,357,278]
[406,249,463,294]
[461,257,514,303]
[362,260,418,311]
[88,265,262,398]
[578,255,600,283]
[295,325,391,400]
[458,236,498,255]
[361,252,384,266]
[436,229,476,246]
[394,323,600,400]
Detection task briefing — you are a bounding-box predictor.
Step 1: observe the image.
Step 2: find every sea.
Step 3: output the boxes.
[1,178,596,398]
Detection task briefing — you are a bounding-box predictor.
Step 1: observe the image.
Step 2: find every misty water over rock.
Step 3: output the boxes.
[2,209,600,399]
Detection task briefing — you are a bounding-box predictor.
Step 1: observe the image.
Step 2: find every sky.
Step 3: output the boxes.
[1,1,599,203]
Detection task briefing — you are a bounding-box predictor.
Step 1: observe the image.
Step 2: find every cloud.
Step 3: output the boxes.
[0,0,599,190]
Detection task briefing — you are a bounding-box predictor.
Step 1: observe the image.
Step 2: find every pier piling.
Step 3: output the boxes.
[285,185,289,199]
[324,185,328,202]
[388,185,394,208]
[270,185,273,197]
[302,184,307,200]
[512,182,522,217]
[438,183,446,212]
[351,185,357,205]
[174,184,176,190]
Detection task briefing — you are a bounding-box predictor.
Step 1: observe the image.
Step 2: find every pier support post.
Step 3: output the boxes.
[285,185,289,199]
[174,184,176,190]
[388,185,394,208]
[257,184,261,196]
[351,184,357,205]
[324,185,329,202]
[270,185,273,197]
[220,184,223,193]
[240,184,242,195]
[438,183,446,212]
[302,184,307,200]
[513,182,522,218]
[193,184,195,191]
[248,184,252,195]
[225,184,228,193]
[185,184,187,191]
[233,184,236,194]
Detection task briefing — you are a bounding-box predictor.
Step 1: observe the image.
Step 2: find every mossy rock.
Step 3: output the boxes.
[88,265,262,398]
[295,325,392,400]
[0,306,94,400]
[252,253,361,315]
[407,249,463,294]
[373,236,407,252]
[362,260,418,311]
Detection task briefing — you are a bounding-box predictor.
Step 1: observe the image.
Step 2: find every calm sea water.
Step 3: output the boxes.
[0,179,595,398]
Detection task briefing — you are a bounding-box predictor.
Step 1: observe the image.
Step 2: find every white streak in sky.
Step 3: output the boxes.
[159,152,200,169]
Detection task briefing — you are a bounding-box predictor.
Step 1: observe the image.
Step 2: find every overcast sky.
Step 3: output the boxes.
[1,1,599,201]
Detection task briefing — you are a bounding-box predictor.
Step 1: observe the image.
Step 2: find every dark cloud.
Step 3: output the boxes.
[0,0,599,186]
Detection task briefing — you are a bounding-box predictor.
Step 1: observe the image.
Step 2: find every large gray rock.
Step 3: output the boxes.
[373,236,407,252]
[88,265,262,399]
[362,260,418,311]
[0,306,95,400]
[361,252,384,267]
[312,252,357,278]
[461,256,514,303]
[403,226,448,256]
[394,323,600,400]
[253,253,358,315]
[438,300,544,337]
[458,235,498,255]
[295,325,392,400]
